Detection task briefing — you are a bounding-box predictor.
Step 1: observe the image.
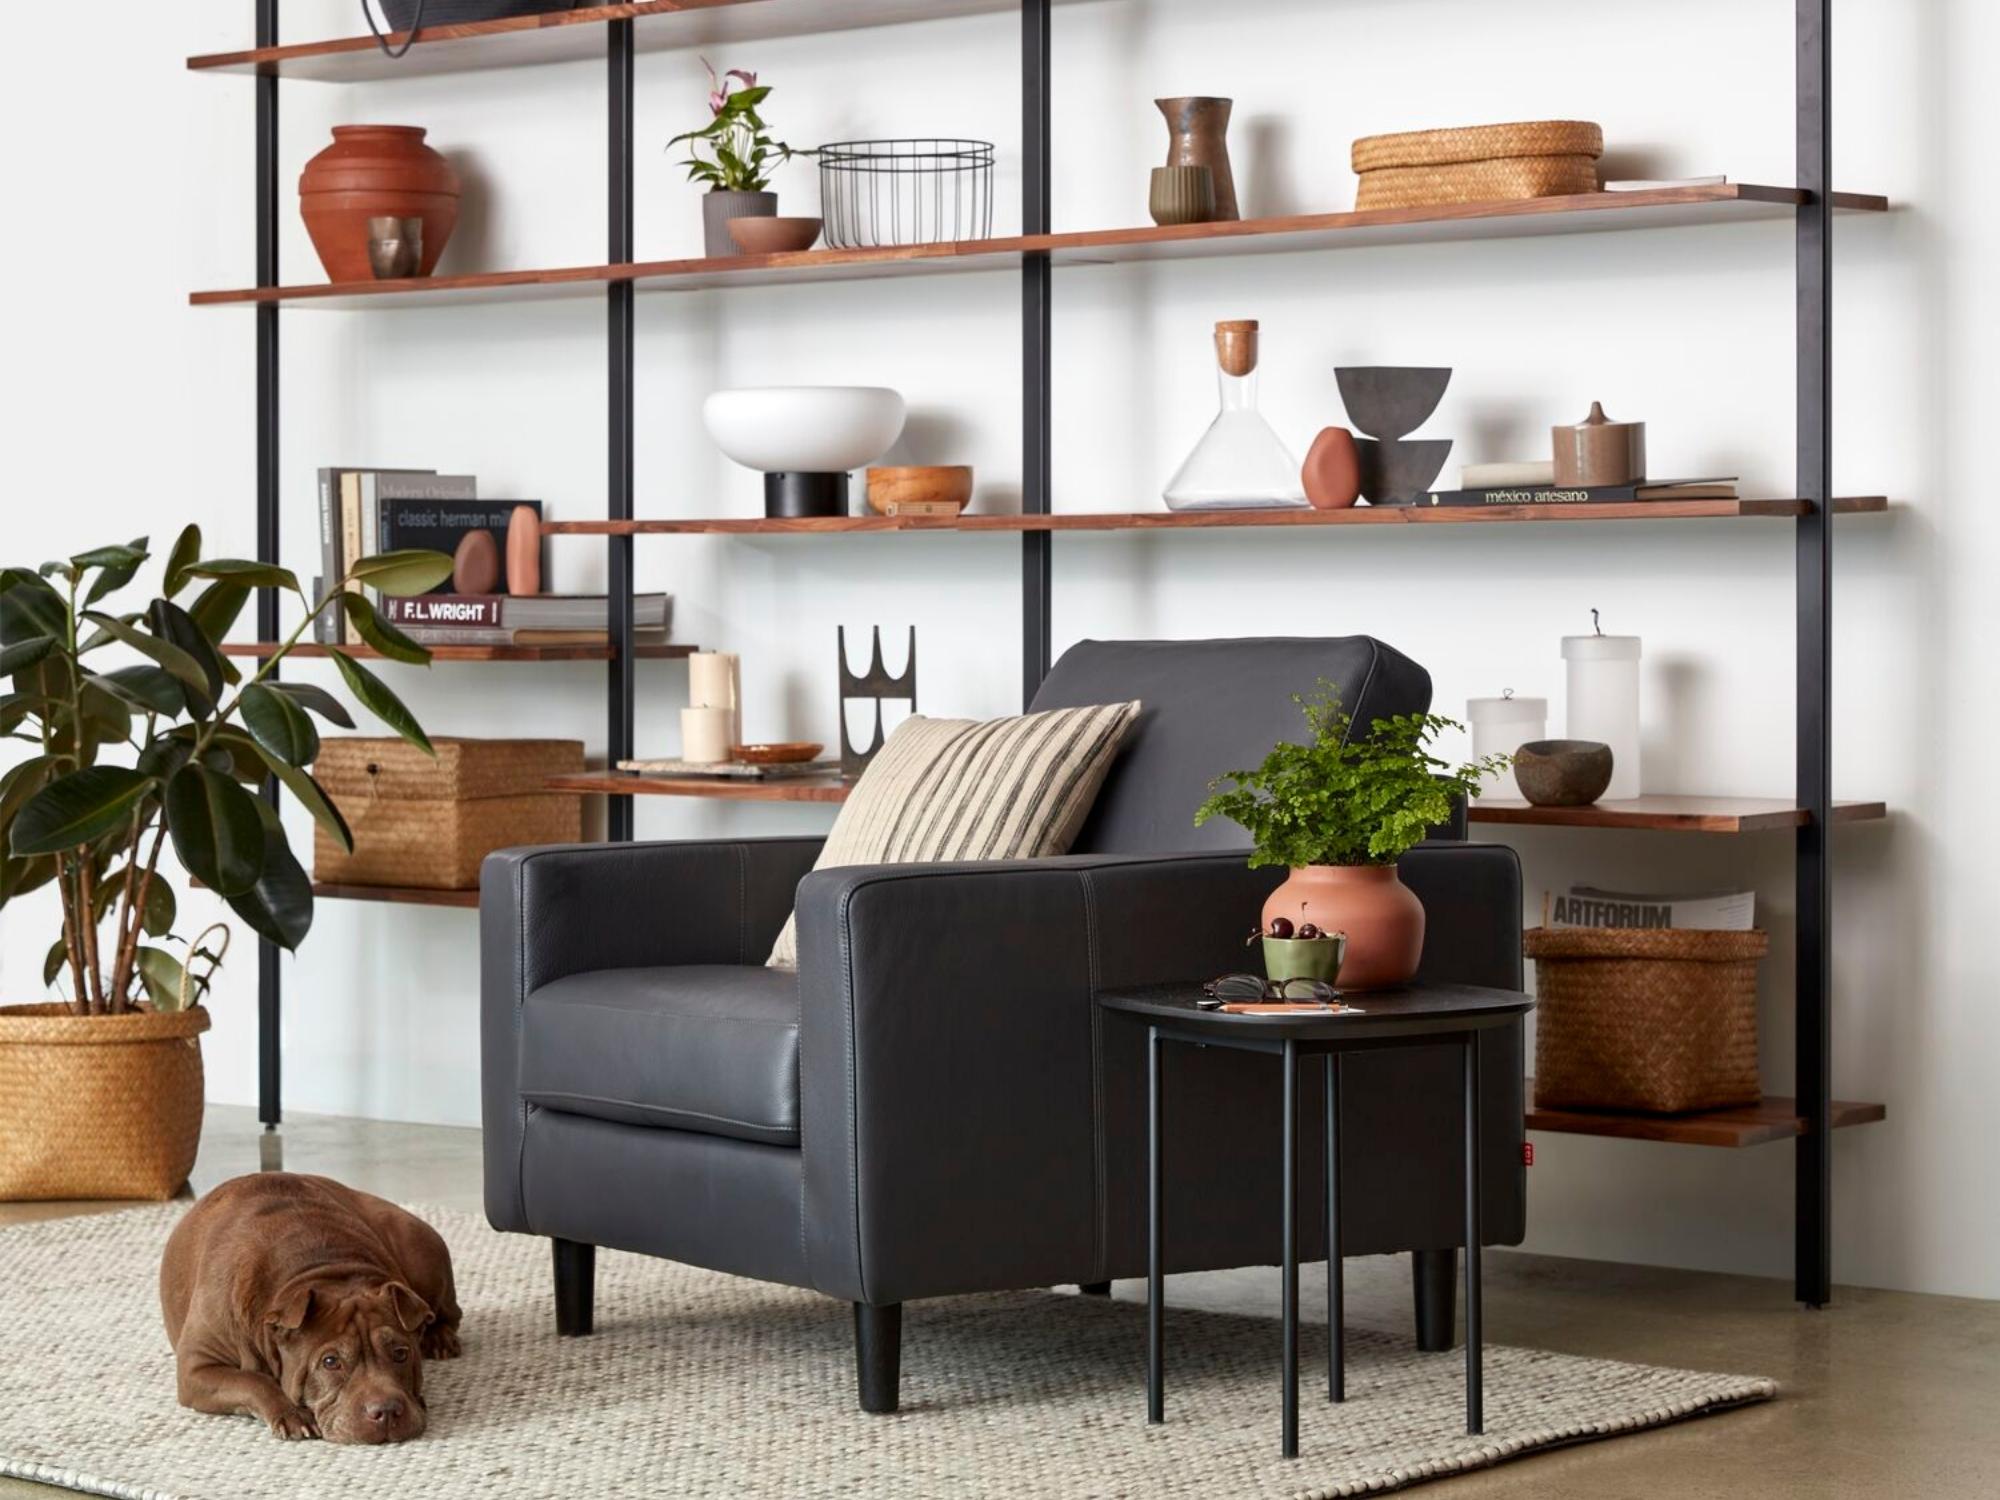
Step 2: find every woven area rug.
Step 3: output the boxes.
[0,1204,1773,1500]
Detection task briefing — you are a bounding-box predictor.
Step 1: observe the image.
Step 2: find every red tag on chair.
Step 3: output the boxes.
[1523,1142,1535,1167]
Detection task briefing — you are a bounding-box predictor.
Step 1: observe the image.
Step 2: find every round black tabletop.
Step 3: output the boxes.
[1096,981,1532,1044]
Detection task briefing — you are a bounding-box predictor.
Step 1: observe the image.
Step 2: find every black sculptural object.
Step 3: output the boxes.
[838,626,917,778]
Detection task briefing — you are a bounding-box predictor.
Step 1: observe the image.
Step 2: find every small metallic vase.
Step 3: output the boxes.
[366,215,424,280]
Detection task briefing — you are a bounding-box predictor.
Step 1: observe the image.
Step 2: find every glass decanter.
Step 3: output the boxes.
[1163,319,1307,510]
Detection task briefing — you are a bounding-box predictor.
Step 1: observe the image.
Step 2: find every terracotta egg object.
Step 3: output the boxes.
[1302,426,1363,509]
[452,528,501,594]
[505,505,542,596]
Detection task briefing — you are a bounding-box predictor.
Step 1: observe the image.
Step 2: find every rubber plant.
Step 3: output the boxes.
[0,529,452,1015]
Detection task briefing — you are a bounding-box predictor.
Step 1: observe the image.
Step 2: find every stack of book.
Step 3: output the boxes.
[1413,477,1740,509]
[384,592,672,649]
[1546,885,1755,931]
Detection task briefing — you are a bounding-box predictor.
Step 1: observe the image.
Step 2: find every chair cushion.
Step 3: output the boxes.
[766,700,1140,967]
[519,965,800,1147]
[1029,637,1432,855]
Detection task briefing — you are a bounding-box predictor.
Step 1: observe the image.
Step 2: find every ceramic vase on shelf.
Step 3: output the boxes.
[704,189,777,257]
[1155,97,1240,221]
[1262,865,1424,991]
[1163,321,1307,510]
[299,125,459,283]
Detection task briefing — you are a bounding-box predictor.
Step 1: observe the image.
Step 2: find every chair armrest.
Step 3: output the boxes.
[792,851,1281,1304]
[1400,841,1524,990]
[479,837,823,1231]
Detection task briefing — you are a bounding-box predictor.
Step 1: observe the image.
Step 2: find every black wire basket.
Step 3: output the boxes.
[817,140,996,249]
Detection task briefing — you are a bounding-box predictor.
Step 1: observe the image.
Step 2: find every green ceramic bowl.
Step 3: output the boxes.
[1262,933,1347,985]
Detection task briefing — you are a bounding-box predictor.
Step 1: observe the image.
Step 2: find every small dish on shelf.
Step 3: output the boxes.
[728,216,824,255]
[733,742,825,765]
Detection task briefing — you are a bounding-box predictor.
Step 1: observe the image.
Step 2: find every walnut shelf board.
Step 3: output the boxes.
[543,498,1888,537]
[1471,796,1887,833]
[188,0,1031,81]
[547,772,853,803]
[312,882,480,910]
[1527,1091,1887,1148]
[220,641,696,663]
[189,188,1888,311]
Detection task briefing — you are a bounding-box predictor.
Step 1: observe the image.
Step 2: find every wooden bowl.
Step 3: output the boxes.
[727,216,823,255]
[866,466,974,515]
[732,742,824,765]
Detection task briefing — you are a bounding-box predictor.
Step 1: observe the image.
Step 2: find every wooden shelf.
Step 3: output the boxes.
[188,0,1026,82]
[1470,796,1887,833]
[312,881,480,910]
[189,187,1889,311]
[220,641,696,663]
[544,497,1887,537]
[548,772,852,803]
[1527,1091,1886,1148]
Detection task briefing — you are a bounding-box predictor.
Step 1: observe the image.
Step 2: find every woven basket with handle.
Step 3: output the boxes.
[1525,926,1767,1114]
[0,1003,209,1202]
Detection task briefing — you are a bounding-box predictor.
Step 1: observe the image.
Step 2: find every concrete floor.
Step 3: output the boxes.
[5,1106,1994,1499]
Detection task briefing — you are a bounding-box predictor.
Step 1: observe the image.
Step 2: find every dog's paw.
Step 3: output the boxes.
[423,1325,462,1361]
[267,1404,320,1441]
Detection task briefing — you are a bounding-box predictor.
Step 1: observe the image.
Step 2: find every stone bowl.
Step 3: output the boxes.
[1512,739,1615,807]
[1335,366,1453,441]
[1355,438,1453,505]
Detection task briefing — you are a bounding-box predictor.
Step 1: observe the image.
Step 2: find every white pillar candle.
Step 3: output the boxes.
[680,706,735,765]
[688,652,742,749]
[1561,633,1641,800]
[1465,693,1547,800]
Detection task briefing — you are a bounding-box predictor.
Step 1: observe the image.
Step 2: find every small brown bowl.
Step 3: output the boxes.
[1512,739,1614,807]
[727,216,823,255]
[866,466,974,515]
[733,742,825,765]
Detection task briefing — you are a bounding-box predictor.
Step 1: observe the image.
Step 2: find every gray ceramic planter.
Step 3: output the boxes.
[703,190,778,257]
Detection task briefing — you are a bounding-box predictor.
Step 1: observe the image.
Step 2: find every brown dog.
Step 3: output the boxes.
[160,1173,462,1444]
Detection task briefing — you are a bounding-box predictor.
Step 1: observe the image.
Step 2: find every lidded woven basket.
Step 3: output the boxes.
[1525,926,1766,1115]
[1352,120,1604,212]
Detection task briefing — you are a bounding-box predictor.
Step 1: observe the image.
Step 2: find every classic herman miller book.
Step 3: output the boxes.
[378,498,538,594]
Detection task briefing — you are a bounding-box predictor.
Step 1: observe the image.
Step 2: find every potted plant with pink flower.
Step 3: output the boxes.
[669,59,801,256]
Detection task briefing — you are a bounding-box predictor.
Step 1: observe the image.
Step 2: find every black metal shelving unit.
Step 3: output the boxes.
[217,0,1865,1306]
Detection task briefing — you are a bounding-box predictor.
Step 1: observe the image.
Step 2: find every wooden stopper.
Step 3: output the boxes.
[1215,320,1259,377]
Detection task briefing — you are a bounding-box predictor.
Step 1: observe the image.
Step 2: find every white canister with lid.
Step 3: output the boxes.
[1561,629,1641,801]
[1466,692,1548,799]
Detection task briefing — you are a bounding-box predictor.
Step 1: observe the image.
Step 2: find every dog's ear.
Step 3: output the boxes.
[265,1285,315,1334]
[382,1282,434,1333]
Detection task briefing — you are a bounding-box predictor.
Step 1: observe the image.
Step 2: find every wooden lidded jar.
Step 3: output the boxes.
[1552,401,1647,488]
[299,125,460,283]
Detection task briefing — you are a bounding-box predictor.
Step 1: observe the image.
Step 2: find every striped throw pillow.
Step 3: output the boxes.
[767,700,1141,968]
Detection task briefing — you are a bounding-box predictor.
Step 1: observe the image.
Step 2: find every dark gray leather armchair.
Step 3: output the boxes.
[482,637,1524,1411]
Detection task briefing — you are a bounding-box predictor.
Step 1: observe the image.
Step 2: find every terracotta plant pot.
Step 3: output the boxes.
[0,1003,210,1201]
[299,125,460,284]
[1261,865,1425,991]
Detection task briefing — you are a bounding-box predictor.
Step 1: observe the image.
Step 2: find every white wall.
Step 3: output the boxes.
[2,0,1992,1298]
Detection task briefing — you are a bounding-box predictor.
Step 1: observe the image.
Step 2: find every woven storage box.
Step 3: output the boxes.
[0,1003,209,1201]
[1525,926,1767,1114]
[313,737,584,891]
[1352,120,1603,212]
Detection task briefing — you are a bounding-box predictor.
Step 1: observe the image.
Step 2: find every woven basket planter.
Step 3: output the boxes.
[1525,926,1767,1114]
[314,737,584,891]
[1352,120,1603,212]
[0,1003,209,1201]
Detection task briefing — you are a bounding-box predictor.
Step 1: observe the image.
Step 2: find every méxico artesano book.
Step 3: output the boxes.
[1417,479,1739,508]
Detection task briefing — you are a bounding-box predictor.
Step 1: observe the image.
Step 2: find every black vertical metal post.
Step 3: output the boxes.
[1324,1054,1343,1403]
[1795,0,1834,1310]
[254,0,282,1128]
[1280,1039,1298,1460]
[606,19,637,841]
[1463,1034,1484,1435]
[1146,1025,1164,1424]
[1019,0,1053,708]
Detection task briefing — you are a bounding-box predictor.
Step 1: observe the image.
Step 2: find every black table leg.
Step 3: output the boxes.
[1282,1038,1299,1459]
[1147,1024,1165,1425]
[1463,1032,1484,1436]
[1325,1052,1344,1403]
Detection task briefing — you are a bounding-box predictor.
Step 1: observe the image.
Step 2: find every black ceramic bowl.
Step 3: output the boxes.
[1335,367,1453,441]
[1512,739,1615,807]
[1356,438,1454,505]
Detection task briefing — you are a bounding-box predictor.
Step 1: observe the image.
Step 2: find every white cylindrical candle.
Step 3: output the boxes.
[681,705,734,765]
[1562,634,1641,800]
[1465,693,1548,800]
[688,652,742,747]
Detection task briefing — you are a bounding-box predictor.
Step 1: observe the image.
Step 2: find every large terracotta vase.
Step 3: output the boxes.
[1262,865,1424,991]
[299,126,460,283]
[1155,97,1240,221]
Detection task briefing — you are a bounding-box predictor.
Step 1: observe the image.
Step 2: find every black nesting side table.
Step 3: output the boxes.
[1098,982,1533,1459]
